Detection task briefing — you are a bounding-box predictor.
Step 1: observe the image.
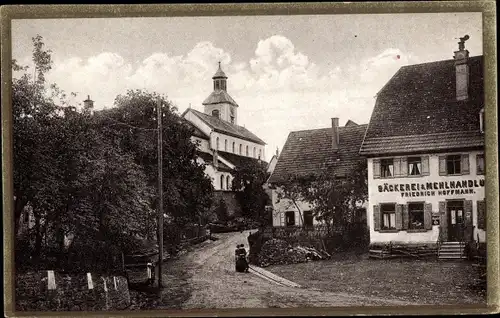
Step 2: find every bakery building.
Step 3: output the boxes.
[359,37,485,253]
[267,118,367,227]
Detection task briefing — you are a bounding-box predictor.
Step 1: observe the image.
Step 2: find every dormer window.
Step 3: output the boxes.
[212,109,220,118]
[479,107,485,133]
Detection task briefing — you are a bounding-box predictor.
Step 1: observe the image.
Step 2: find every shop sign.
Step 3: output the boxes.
[432,215,440,226]
[377,179,485,198]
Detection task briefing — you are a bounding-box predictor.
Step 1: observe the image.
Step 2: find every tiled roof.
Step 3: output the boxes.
[360,55,484,156]
[189,109,266,145]
[218,150,268,169]
[202,90,238,107]
[196,151,233,172]
[213,64,228,79]
[268,124,368,184]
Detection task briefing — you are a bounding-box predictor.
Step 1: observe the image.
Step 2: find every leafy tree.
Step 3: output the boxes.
[274,160,367,233]
[231,160,271,226]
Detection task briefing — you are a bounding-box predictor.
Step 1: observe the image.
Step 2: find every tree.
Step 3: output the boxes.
[231,160,271,226]
[275,160,368,233]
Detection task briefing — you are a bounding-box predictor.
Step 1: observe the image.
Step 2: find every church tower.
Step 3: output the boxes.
[202,62,239,125]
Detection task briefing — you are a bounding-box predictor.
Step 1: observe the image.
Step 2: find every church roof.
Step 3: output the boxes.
[218,150,268,168]
[360,55,484,156]
[213,64,228,79]
[196,151,233,172]
[188,109,266,145]
[202,90,239,107]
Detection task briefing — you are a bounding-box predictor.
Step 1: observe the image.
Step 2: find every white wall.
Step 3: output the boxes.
[211,131,265,160]
[367,150,486,244]
[183,110,212,136]
[191,136,210,153]
[270,188,316,227]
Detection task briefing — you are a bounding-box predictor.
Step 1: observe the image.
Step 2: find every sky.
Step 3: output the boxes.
[11,13,483,161]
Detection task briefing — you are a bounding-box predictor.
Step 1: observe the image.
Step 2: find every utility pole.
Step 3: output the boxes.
[157,97,164,289]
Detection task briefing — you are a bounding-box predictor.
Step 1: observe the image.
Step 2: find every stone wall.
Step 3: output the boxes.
[16,270,130,311]
[213,190,242,217]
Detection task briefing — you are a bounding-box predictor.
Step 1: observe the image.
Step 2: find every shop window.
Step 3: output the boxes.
[304,211,314,227]
[477,154,485,175]
[381,203,396,229]
[408,203,425,229]
[446,154,462,175]
[212,109,220,118]
[285,211,295,227]
[408,157,422,176]
[381,159,394,178]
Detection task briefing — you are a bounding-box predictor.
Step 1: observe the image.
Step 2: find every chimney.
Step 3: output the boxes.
[83,95,94,110]
[331,117,339,151]
[213,150,219,168]
[454,35,470,101]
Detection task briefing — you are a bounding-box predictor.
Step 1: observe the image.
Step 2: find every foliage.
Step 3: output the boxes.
[275,160,368,233]
[231,160,271,226]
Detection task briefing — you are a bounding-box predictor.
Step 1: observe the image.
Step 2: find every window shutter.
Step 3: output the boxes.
[439,201,447,238]
[439,156,447,176]
[402,204,409,230]
[400,157,408,177]
[373,160,381,179]
[394,158,401,177]
[476,154,484,175]
[477,200,486,230]
[421,156,430,176]
[280,211,285,227]
[395,204,403,230]
[464,200,473,226]
[373,205,381,231]
[461,154,470,175]
[424,203,432,230]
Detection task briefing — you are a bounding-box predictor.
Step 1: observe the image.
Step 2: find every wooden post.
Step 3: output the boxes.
[157,98,164,289]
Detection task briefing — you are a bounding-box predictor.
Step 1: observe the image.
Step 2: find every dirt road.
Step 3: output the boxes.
[153,230,417,309]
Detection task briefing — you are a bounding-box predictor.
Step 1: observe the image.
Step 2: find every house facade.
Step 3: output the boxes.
[182,63,267,215]
[360,38,485,248]
[267,118,368,227]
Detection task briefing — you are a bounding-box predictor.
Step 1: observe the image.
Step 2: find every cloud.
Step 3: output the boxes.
[21,35,419,160]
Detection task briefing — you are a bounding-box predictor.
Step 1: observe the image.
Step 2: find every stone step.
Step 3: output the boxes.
[439,247,464,251]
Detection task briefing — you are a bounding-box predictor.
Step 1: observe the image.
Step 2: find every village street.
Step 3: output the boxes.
[145,231,417,309]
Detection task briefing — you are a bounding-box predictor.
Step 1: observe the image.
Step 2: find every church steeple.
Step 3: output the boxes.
[212,61,228,91]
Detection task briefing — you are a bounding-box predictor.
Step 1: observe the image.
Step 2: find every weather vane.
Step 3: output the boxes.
[457,35,470,51]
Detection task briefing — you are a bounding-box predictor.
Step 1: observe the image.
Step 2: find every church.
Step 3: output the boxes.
[182,63,267,214]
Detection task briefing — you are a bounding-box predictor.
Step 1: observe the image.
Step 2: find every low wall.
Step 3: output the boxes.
[16,270,130,311]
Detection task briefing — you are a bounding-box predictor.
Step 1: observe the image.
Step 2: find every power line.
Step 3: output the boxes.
[99,114,158,132]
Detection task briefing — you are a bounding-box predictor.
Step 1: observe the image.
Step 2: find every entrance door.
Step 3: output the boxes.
[447,200,465,241]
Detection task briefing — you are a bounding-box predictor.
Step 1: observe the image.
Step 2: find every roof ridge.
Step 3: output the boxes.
[399,55,483,69]
[365,130,481,141]
[290,123,368,134]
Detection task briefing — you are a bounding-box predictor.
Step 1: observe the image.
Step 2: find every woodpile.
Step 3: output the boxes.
[257,239,329,267]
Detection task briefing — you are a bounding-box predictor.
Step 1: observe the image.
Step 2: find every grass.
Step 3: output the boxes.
[266,251,486,305]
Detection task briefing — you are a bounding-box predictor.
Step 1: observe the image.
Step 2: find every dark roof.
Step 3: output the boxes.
[268,124,368,184]
[197,151,233,172]
[188,109,266,145]
[183,117,209,139]
[360,55,484,156]
[213,63,228,79]
[202,90,238,107]
[218,150,267,169]
[345,120,358,127]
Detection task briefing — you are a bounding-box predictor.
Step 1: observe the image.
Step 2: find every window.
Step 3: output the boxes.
[226,176,231,190]
[258,149,262,160]
[285,211,295,227]
[408,157,422,176]
[220,175,224,190]
[230,116,235,124]
[216,137,219,151]
[253,147,256,158]
[446,154,461,175]
[224,139,227,151]
[232,142,235,153]
[239,144,242,155]
[381,159,394,178]
[215,81,220,90]
[408,203,424,229]
[212,109,220,118]
[477,154,485,175]
[246,145,249,156]
[381,204,396,229]
[304,211,314,227]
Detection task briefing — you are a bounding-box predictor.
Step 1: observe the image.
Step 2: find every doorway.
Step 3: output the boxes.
[447,200,465,241]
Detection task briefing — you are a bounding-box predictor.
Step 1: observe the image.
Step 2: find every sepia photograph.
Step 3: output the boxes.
[2,2,498,316]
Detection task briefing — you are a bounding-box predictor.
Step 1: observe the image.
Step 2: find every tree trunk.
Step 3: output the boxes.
[291,199,305,228]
